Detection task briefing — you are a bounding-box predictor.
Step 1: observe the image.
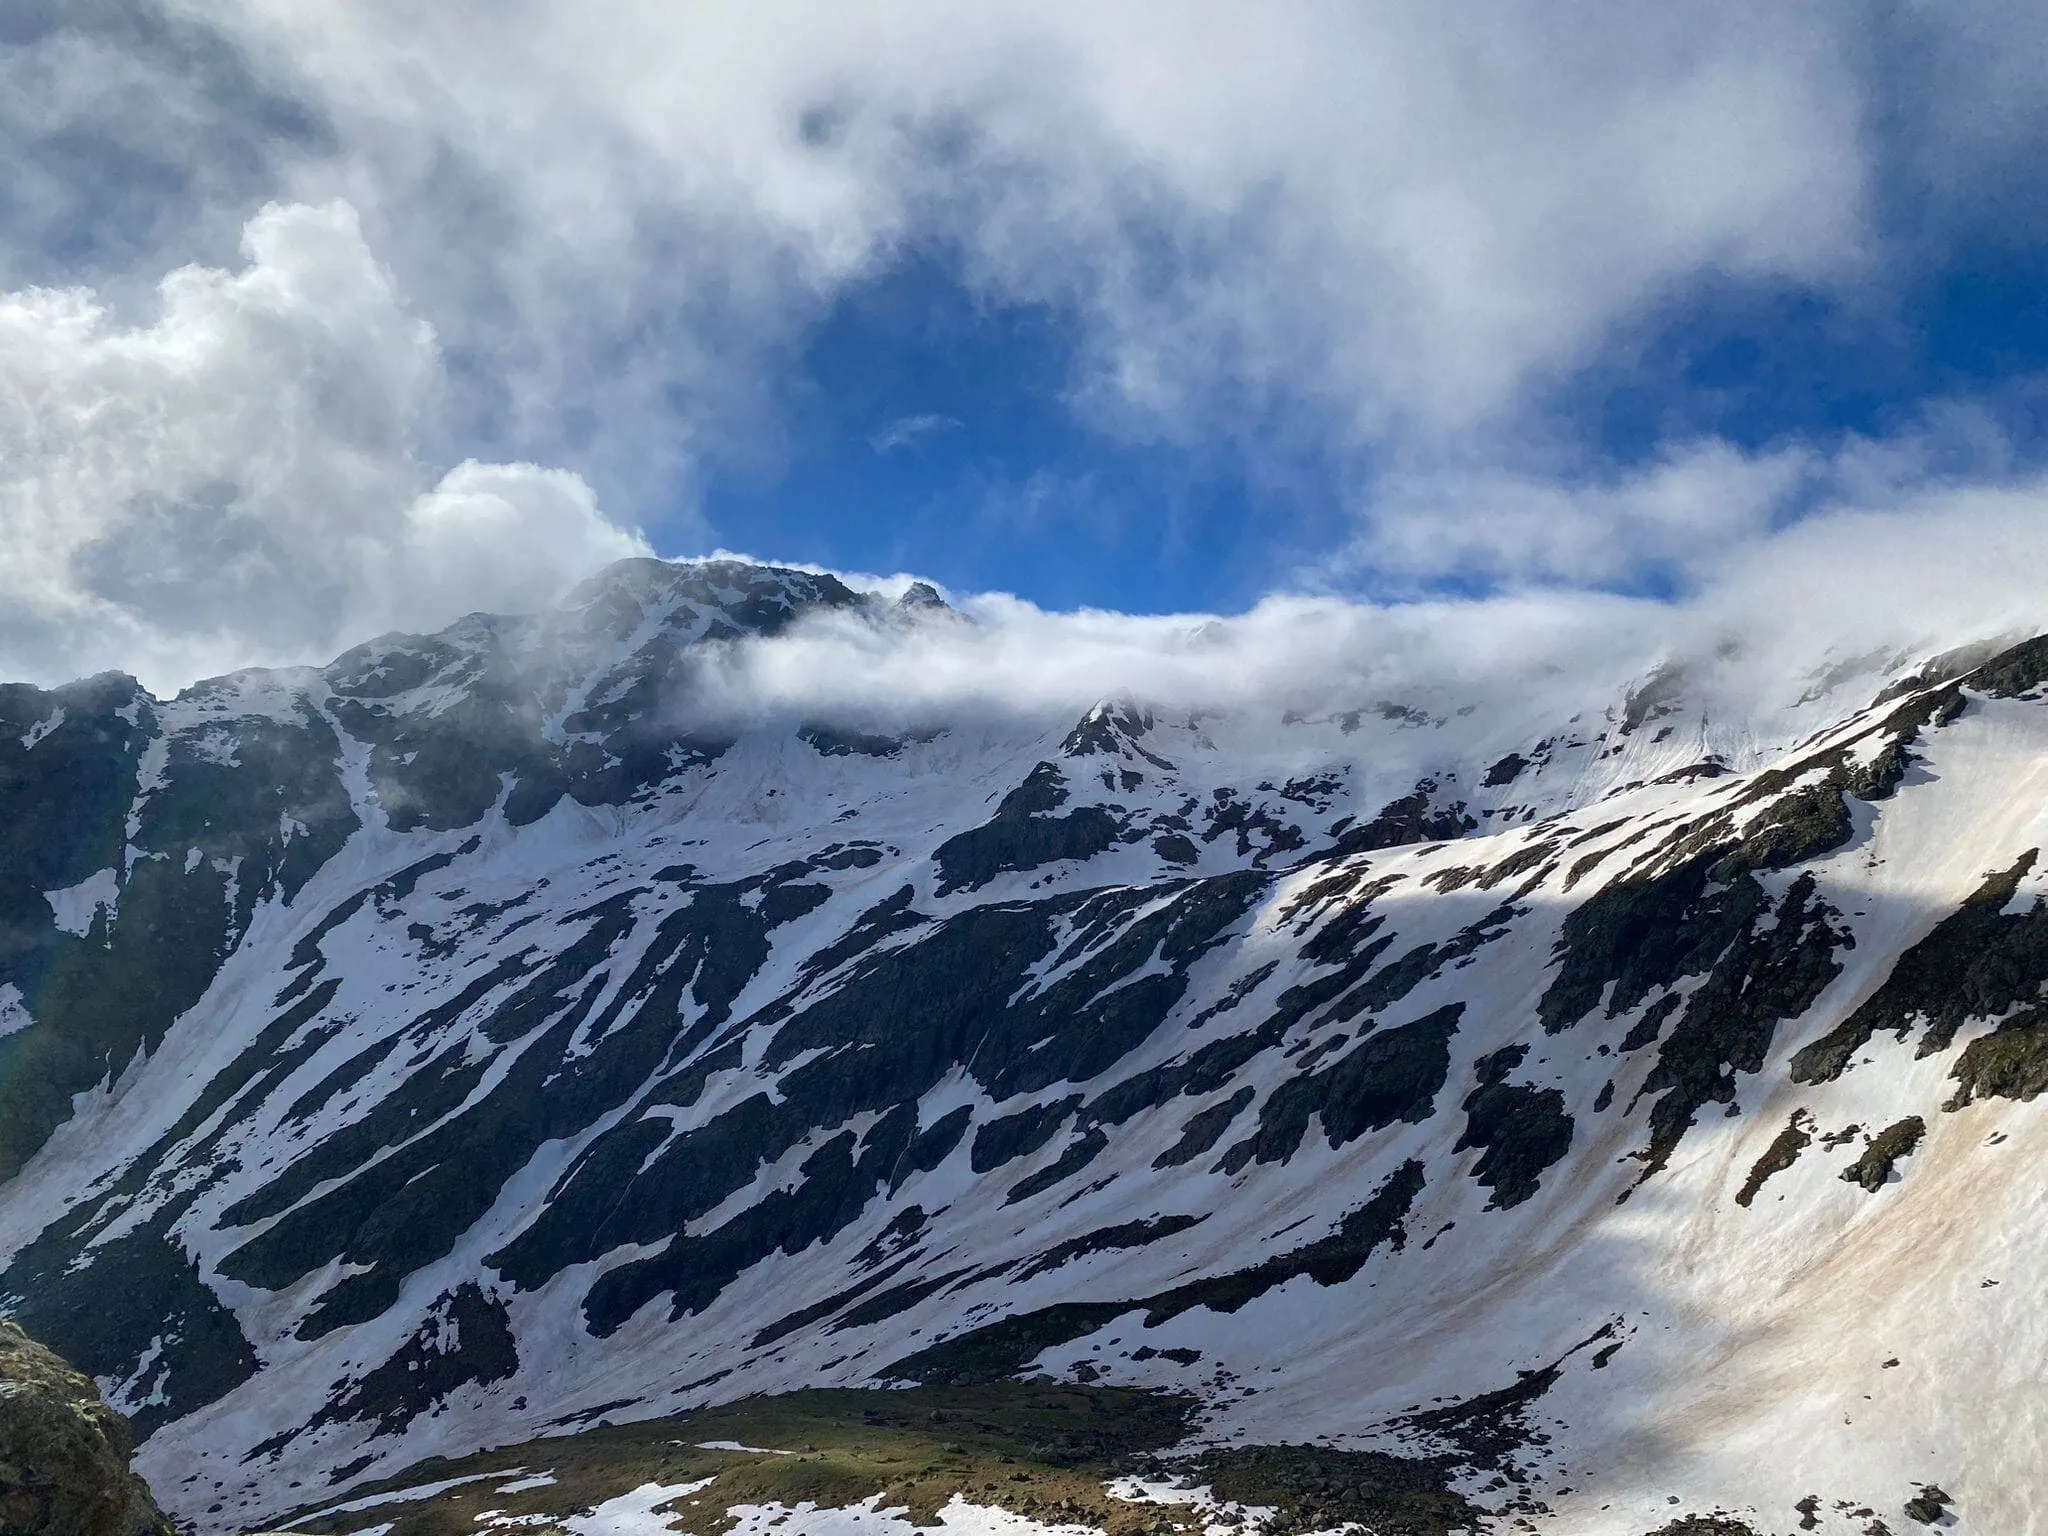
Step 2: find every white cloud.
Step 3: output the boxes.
[0,199,647,690]
[1324,400,2042,593]
[869,414,962,454]
[5,3,2047,684]
[678,471,2048,752]
[158,2,1878,470]
[1342,443,1819,590]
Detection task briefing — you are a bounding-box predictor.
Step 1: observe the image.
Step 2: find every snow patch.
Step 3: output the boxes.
[44,867,118,936]
[561,1476,716,1534]
[279,1470,509,1528]
[724,1493,1103,1536]
[494,1471,560,1493]
[0,984,30,1041]
[19,706,63,748]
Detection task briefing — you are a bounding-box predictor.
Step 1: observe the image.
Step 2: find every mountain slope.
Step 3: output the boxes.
[0,559,2042,1534]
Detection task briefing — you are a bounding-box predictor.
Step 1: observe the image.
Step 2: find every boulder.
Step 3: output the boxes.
[0,1319,173,1536]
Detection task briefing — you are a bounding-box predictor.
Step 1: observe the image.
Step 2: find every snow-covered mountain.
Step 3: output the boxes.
[1,556,2043,1535]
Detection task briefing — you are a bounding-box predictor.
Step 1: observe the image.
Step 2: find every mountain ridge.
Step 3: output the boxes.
[0,556,2041,1534]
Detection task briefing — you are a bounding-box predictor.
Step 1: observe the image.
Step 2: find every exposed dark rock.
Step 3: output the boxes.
[1186,1442,1481,1536]
[261,1283,517,1453]
[1011,1216,1206,1284]
[0,566,2033,1527]
[1619,995,1681,1054]
[1004,1126,1110,1204]
[1546,840,1847,1178]
[1793,850,2048,1083]
[801,724,914,757]
[974,1098,1081,1174]
[1061,703,1171,768]
[1153,1087,1255,1169]
[934,764,1124,893]
[1217,1006,1461,1173]
[1621,664,1687,735]
[894,580,949,614]
[1966,631,2048,696]
[579,1116,922,1333]
[1845,686,1965,801]
[1710,783,1852,882]
[1392,1352,1563,1472]
[751,1255,925,1348]
[1199,790,1309,863]
[1841,1117,1925,1192]
[0,672,368,1184]
[1329,779,1475,857]
[1735,1112,1812,1207]
[1482,752,1529,787]
[1947,1007,2048,1107]
[1903,1483,1953,1524]
[1456,1045,1574,1209]
[1634,875,1843,1178]
[886,1302,1133,1388]
[891,1160,1422,1384]
[524,876,1262,1334]
[0,1319,172,1536]
[830,1268,976,1332]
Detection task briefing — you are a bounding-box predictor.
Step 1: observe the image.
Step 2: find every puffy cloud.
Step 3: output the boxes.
[0,199,647,689]
[160,2,1880,467]
[5,3,2047,682]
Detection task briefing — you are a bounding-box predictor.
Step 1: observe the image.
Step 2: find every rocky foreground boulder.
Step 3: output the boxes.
[0,1319,172,1536]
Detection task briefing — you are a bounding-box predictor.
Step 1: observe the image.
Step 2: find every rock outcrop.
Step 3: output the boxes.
[0,1319,172,1536]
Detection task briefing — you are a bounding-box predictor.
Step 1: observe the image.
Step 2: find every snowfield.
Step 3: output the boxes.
[0,558,2038,1534]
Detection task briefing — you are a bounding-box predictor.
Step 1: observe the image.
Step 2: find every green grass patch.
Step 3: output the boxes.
[1183,1444,1481,1536]
[274,1384,1202,1536]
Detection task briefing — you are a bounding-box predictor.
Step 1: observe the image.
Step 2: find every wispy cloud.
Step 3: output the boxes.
[868,413,962,454]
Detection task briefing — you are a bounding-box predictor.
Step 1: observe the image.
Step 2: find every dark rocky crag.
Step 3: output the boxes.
[0,1319,172,1536]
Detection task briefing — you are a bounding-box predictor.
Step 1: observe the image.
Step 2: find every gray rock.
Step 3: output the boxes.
[0,1319,172,1536]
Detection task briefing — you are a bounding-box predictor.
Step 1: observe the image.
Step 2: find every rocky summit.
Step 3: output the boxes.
[0,557,2040,1535]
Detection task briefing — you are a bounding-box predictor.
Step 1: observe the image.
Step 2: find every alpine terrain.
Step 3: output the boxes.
[2,556,2043,1536]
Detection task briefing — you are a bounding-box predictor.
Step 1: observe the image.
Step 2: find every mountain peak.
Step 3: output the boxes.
[561,556,865,644]
[1060,696,1159,758]
[894,580,948,613]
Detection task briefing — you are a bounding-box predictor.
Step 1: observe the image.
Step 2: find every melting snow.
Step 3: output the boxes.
[0,983,30,1041]
[43,867,117,936]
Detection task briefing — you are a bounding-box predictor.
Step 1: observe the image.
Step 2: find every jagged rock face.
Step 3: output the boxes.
[0,1320,171,1536]
[0,557,2039,1533]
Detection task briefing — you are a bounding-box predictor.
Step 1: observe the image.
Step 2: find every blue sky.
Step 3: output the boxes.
[4,3,2048,684]
[697,236,2048,615]
[698,251,1350,615]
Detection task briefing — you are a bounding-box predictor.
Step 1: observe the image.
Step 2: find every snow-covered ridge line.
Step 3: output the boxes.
[0,560,2043,1534]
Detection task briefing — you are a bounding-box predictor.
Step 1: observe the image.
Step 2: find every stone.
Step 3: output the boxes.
[0,1319,172,1536]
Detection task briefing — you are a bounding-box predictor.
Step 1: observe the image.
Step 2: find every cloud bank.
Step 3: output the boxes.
[686,480,2048,754]
[0,201,645,689]
[2,4,2046,691]
[183,0,1877,462]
